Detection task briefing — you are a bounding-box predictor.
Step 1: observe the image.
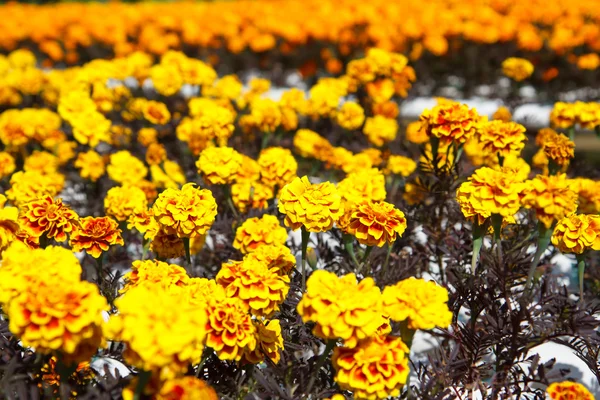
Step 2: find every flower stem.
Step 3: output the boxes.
[96,255,104,279]
[342,233,360,272]
[183,237,191,265]
[471,220,485,274]
[133,370,152,400]
[382,243,393,275]
[497,153,504,167]
[306,340,336,393]
[360,245,374,275]
[525,223,553,293]
[301,227,310,292]
[577,255,586,305]
[399,320,416,350]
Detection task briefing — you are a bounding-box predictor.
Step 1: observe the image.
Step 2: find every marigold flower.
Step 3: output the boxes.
[492,106,512,122]
[233,214,288,254]
[248,98,282,133]
[138,127,158,146]
[74,150,105,182]
[156,377,218,400]
[551,214,600,254]
[143,100,171,125]
[405,121,429,144]
[575,102,600,130]
[543,131,575,167]
[6,171,64,207]
[104,185,148,222]
[107,151,148,185]
[278,176,343,232]
[121,259,189,294]
[231,181,273,213]
[343,201,407,247]
[362,116,398,147]
[547,381,594,400]
[419,103,480,145]
[478,120,527,158]
[70,216,124,258]
[501,57,534,81]
[19,195,79,242]
[366,79,395,104]
[0,151,15,179]
[150,229,186,259]
[550,102,578,129]
[185,277,226,306]
[217,256,290,317]
[571,178,600,214]
[0,195,20,252]
[234,154,261,183]
[293,129,333,159]
[258,147,298,189]
[384,155,417,177]
[197,146,242,185]
[297,270,384,348]
[150,64,183,97]
[146,143,167,166]
[70,111,112,147]
[333,335,410,400]
[522,174,578,228]
[205,296,257,361]
[152,183,217,238]
[382,277,452,330]
[244,244,296,276]
[337,101,365,130]
[106,286,207,378]
[456,166,526,224]
[242,319,284,365]
[337,168,387,206]
[23,151,59,175]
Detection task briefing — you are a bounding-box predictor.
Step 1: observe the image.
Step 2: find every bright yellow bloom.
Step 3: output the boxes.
[104,185,148,222]
[547,381,594,400]
[362,116,398,147]
[550,102,578,129]
[6,171,64,207]
[333,335,410,400]
[366,79,395,104]
[0,195,19,252]
[244,244,296,276]
[69,216,124,259]
[477,120,527,158]
[197,146,242,185]
[405,121,429,144]
[156,377,218,400]
[297,270,384,348]
[150,230,185,259]
[382,277,452,330]
[343,201,407,247]
[233,214,288,254]
[551,214,600,255]
[248,98,282,133]
[522,174,578,228]
[419,103,480,145]
[70,111,112,147]
[23,151,59,175]
[74,150,105,182]
[337,101,365,130]
[277,176,343,232]
[231,181,273,213]
[0,151,15,179]
[384,155,417,177]
[571,178,600,214]
[152,183,217,238]
[235,154,261,183]
[121,260,190,294]
[137,127,158,146]
[142,100,171,125]
[576,102,600,130]
[543,131,575,167]
[107,151,148,185]
[258,147,298,189]
[185,277,225,306]
[145,143,167,166]
[293,129,332,159]
[19,196,79,242]
[337,168,387,206]
[492,106,512,122]
[242,319,284,365]
[502,57,534,81]
[150,64,183,97]
[217,256,290,317]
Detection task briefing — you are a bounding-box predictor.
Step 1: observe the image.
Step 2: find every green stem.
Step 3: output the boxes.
[497,153,504,167]
[141,237,150,260]
[382,243,393,275]
[430,136,440,168]
[96,255,104,279]
[301,227,310,292]
[399,320,416,351]
[222,185,239,218]
[183,237,191,265]
[577,255,586,305]
[548,160,561,176]
[360,245,374,275]
[133,370,152,400]
[306,340,336,393]
[471,220,486,274]
[343,233,361,272]
[525,223,553,292]
[261,133,271,150]
[568,126,575,141]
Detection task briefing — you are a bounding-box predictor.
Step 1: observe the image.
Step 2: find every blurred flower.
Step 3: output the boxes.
[104,185,148,222]
[384,155,417,177]
[107,151,148,185]
[362,115,398,147]
[156,377,218,400]
[501,57,534,81]
[143,100,171,125]
[547,381,594,400]
[146,143,167,166]
[6,170,64,207]
[233,214,288,254]
[551,214,600,254]
[571,178,600,214]
[550,102,578,129]
[405,121,429,144]
[74,150,105,182]
[542,131,575,167]
[337,101,365,130]
[492,106,512,122]
[577,54,600,70]
[0,194,20,252]
[258,147,298,189]
[522,174,578,228]
[70,216,124,258]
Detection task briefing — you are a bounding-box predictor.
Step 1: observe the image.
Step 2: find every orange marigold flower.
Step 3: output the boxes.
[551,214,600,255]
[217,256,290,317]
[74,150,105,182]
[152,183,217,238]
[145,143,167,166]
[405,121,429,144]
[577,53,600,70]
[277,176,343,232]
[19,195,79,242]
[70,216,124,258]
[142,100,171,125]
[382,277,452,330]
[547,381,594,400]
[104,185,148,222]
[372,101,399,119]
[501,57,534,81]
[550,102,578,129]
[121,259,189,294]
[333,334,410,400]
[157,377,218,400]
[477,120,527,158]
[492,106,512,122]
[384,155,417,177]
[258,147,298,189]
[242,319,284,365]
[343,201,407,247]
[419,103,480,145]
[244,244,296,276]
[337,101,365,130]
[362,115,398,147]
[297,270,384,348]
[205,296,257,361]
[543,131,575,167]
[233,214,288,254]
[522,174,578,228]
[197,146,242,185]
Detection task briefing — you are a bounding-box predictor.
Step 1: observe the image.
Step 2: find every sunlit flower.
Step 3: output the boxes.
[70,216,124,258]
[145,143,167,166]
[244,244,296,276]
[74,151,105,182]
[362,116,398,147]
[343,201,407,247]
[293,129,333,159]
[522,174,578,228]
[405,121,429,144]
[384,155,417,177]
[492,106,512,122]
[550,102,578,129]
[6,171,64,207]
[197,146,242,185]
[501,57,534,81]
[231,181,273,213]
[571,178,600,214]
[233,214,288,254]
[121,259,190,294]
[104,185,148,222]
[542,131,575,167]
[150,229,186,259]
[477,120,527,158]
[107,151,148,185]
[143,100,171,125]
[258,147,298,189]
[551,214,600,254]
[337,168,387,206]
[337,101,365,130]
[419,103,480,145]
[19,196,79,243]
[242,319,284,365]
[0,151,15,179]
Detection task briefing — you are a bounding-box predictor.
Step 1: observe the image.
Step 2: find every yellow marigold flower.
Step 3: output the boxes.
[197,146,242,185]
[242,319,284,365]
[297,270,384,348]
[185,277,226,306]
[571,178,600,214]
[359,148,383,167]
[217,257,290,317]
[420,103,480,145]
[405,121,429,144]
[547,381,594,400]
[205,296,257,361]
[135,179,158,203]
[107,151,148,185]
[258,147,298,189]
[372,101,399,119]
[362,115,398,147]
[337,168,387,206]
[150,64,183,97]
[6,171,64,207]
[151,229,185,259]
[366,79,395,104]
[306,82,343,119]
[105,285,207,378]
[293,129,332,159]
[19,196,79,243]
[577,53,600,70]
[478,120,527,158]
[206,74,243,100]
[70,111,112,147]
[347,58,376,84]
[127,208,159,240]
[575,102,600,130]
[74,150,105,182]
[8,49,36,69]
[156,376,218,400]
[0,195,19,252]
[23,151,59,175]
[69,216,124,259]
[324,395,346,400]
[0,151,15,179]
[104,185,148,222]
[488,155,531,182]
[278,176,343,232]
[152,183,217,238]
[142,100,171,125]
[382,277,452,330]
[551,214,600,254]
[233,214,288,254]
[502,57,534,81]
[550,102,578,129]
[333,335,410,400]
[279,88,306,112]
[343,201,407,247]
[245,244,296,276]
[522,174,578,229]
[145,143,167,166]
[336,101,365,130]
[492,106,512,122]
[121,259,189,294]
[231,181,273,213]
[249,98,282,133]
[138,127,158,146]
[543,131,575,167]
[235,154,261,183]
[536,128,557,146]
[456,166,526,224]
[384,155,417,177]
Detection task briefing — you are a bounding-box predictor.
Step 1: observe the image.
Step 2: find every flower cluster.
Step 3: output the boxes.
[551,214,600,254]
